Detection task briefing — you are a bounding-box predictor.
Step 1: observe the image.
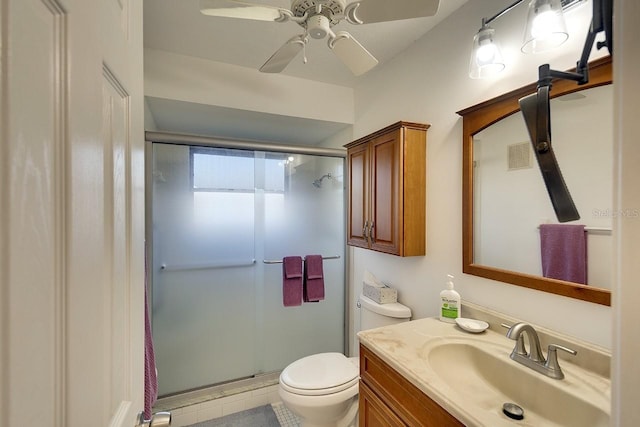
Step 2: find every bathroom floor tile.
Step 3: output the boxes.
[184,404,280,427]
[271,402,301,427]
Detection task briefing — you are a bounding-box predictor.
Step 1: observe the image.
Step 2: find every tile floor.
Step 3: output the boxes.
[153,374,300,427]
[271,402,301,427]
[185,404,284,427]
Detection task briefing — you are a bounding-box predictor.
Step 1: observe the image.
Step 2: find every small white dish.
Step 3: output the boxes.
[455,317,489,333]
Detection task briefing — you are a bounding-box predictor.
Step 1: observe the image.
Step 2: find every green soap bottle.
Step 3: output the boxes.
[439,274,461,323]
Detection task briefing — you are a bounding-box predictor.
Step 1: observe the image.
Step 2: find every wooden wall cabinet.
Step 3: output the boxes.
[345,122,428,257]
[359,344,464,427]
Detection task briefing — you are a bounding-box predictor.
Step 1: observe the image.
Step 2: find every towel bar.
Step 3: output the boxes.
[263,255,341,264]
[160,259,256,271]
[536,226,612,234]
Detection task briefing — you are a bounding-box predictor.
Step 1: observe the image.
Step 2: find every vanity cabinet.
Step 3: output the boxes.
[345,122,428,257]
[359,344,464,427]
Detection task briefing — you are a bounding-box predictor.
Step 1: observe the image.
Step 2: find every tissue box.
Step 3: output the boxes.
[363,282,397,304]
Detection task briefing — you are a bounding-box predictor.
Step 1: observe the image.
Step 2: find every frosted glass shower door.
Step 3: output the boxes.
[151,143,345,396]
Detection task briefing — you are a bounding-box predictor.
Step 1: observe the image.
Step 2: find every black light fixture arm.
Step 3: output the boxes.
[483,0,597,29]
[482,0,524,28]
[537,0,611,89]
[537,63,588,88]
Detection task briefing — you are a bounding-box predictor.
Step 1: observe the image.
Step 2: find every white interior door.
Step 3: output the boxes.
[0,1,145,427]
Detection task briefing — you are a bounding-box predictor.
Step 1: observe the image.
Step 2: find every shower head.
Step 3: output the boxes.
[313,173,332,188]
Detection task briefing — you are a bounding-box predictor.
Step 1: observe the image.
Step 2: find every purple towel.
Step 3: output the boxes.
[304,255,325,302]
[144,251,158,418]
[540,224,587,284]
[283,256,303,307]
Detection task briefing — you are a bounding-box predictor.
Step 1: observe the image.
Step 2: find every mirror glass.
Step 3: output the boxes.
[459,56,612,306]
[473,84,613,289]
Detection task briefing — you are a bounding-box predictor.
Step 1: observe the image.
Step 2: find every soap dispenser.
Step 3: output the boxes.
[440,274,461,323]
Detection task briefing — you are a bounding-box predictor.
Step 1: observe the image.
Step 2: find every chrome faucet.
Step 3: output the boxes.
[504,322,577,380]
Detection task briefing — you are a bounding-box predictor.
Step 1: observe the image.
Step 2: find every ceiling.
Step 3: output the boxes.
[143,0,468,144]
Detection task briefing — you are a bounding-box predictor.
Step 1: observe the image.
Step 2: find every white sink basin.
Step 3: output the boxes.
[424,338,609,427]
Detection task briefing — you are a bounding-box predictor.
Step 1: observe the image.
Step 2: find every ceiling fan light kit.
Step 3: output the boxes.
[199,0,441,76]
[307,14,332,39]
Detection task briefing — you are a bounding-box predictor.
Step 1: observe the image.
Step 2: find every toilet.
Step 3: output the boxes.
[278,294,412,427]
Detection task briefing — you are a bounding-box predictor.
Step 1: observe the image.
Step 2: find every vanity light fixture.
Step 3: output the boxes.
[469,0,580,79]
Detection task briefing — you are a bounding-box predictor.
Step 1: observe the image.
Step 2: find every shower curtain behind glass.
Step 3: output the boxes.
[151,142,345,396]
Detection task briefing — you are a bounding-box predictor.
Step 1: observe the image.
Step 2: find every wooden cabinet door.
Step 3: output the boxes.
[347,142,370,248]
[360,345,465,427]
[370,129,401,255]
[359,382,406,427]
[345,122,427,256]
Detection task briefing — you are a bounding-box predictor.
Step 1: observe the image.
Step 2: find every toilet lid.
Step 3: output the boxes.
[280,352,359,394]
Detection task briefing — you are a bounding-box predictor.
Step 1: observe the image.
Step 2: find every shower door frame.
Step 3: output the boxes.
[144,130,350,393]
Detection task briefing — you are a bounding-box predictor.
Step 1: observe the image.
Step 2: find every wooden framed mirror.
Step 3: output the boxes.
[458,56,612,306]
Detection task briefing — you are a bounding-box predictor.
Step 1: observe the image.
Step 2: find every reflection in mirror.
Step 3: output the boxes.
[519,86,580,223]
[459,56,612,306]
[473,84,612,289]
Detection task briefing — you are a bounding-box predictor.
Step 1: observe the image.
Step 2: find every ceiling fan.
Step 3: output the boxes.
[200,0,441,75]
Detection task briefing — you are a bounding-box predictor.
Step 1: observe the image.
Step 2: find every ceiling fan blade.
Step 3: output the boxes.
[348,0,440,24]
[330,32,378,76]
[259,35,306,73]
[199,0,286,21]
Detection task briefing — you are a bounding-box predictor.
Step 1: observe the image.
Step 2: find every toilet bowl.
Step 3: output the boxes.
[278,294,412,427]
[278,352,359,427]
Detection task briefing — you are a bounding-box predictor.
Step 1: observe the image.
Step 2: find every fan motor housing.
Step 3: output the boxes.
[291,0,345,25]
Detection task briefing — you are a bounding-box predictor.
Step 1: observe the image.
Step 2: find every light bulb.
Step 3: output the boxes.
[522,0,568,53]
[531,8,558,39]
[476,42,498,64]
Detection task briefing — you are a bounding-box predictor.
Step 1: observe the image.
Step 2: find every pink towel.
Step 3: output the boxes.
[283,256,303,307]
[540,224,587,284]
[144,252,158,418]
[304,255,325,302]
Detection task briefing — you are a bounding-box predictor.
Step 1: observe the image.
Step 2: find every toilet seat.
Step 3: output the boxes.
[280,352,359,397]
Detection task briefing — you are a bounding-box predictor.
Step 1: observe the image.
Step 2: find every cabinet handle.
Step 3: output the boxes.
[369,221,375,243]
[362,220,369,239]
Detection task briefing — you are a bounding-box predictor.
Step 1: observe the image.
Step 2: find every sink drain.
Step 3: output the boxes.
[502,402,524,420]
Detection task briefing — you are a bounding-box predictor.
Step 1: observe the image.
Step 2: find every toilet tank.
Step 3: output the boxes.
[358,294,412,330]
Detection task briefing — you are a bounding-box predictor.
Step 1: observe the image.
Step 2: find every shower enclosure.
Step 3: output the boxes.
[147,135,346,396]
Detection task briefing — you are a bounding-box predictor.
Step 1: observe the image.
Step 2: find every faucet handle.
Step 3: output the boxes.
[545,344,577,379]
[549,343,577,355]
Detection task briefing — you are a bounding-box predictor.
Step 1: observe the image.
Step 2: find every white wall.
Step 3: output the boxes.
[144,97,159,131]
[612,0,640,424]
[144,48,354,124]
[337,0,613,352]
